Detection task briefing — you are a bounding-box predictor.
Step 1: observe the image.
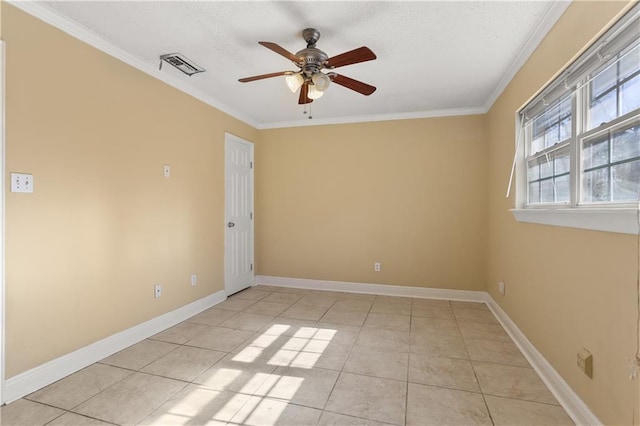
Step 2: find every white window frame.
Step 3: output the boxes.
[511,4,640,235]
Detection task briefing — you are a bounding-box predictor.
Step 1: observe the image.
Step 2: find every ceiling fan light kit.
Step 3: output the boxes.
[312,73,331,91]
[239,28,377,115]
[307,84,324,100]
[285,73,304,93]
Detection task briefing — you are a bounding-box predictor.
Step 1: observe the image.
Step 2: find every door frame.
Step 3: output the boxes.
[224,132,254,296]
[1,40,7,405]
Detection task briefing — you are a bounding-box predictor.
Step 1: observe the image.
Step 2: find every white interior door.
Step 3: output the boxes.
[224,133,254,296]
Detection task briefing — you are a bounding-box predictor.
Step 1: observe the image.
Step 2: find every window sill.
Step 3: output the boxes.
[511,207,640,235]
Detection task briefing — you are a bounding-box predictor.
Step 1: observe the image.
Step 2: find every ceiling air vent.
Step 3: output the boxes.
[159,53,205,76]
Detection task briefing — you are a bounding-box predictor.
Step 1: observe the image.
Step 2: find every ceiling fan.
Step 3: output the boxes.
[239,28,377,104]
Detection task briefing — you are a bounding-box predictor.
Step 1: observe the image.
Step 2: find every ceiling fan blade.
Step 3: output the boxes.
[238,71,291,83]
[259,41,301,63]
[298,83,313,104]
[331,74,377,95]
[325,46,376,69]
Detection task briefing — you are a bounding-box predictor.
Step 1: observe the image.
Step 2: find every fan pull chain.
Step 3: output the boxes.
[303,103,313,119]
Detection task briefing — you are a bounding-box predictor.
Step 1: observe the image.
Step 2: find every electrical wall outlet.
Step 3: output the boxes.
[154,284,162,298]
[191,274,197,286]
[498,281,506,295]
[577,348,593,378]
[11,173,34,193]
[163,165,170,178]
[374,262,381,272]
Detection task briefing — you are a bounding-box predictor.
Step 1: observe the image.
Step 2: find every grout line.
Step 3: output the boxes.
[479,391,564,407]
[405,343,410,426]
[406,380,484,395]
[45,409,121,426]
[321,408,399,425]
[319,305,364,414]
[457,309,496,426]
[14,285,568,425]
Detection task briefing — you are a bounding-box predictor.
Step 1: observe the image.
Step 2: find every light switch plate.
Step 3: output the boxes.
[11,173,33,193]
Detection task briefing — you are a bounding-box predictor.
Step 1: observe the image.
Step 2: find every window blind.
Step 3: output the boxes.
[521,4,639,124]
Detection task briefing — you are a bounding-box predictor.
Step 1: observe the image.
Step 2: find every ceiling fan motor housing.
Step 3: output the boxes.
[297,28,328,78]
[296,47,328,77]
[302,28,321,46]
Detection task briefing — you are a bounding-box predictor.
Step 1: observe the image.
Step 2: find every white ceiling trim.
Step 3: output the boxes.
[8,0,260,128]
[259,106,486,130]
[10,1,571,130]
[482,0,572,112]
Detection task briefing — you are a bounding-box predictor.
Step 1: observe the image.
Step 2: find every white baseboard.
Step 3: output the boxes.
[3,275,600,425]
[485,295,601,426]
[257,275,600,425]
[255,275,486,302]
[3,290,226,404]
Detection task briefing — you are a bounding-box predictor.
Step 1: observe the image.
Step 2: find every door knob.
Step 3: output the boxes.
[227,222,235,228]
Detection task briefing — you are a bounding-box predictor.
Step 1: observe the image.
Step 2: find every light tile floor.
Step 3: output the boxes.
[1,285,575,425]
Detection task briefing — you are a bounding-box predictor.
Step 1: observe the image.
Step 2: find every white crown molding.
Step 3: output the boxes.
[3,290,226,404]
[9,1,490,130]
[483,0,571,112]
[7,0,260,129]
[257,275,600,425]
[257,107,486,130]
[6,0,573,129]
[486,294,602,426]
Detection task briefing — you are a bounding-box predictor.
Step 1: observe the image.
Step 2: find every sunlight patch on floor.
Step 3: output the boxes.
[150,386,243,425]
[204,368,242,391]
[155,323,337,425]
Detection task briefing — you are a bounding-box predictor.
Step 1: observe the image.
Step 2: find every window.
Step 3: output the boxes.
[588,46,640,130]
[582,121,639,203]
[513,4,640,234]
[526,95,572,204]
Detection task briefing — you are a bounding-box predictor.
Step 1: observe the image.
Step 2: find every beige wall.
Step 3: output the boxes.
[3,1,639,423]
[3,4,257,377]
[256,117,487,290]
[487,1,638,424]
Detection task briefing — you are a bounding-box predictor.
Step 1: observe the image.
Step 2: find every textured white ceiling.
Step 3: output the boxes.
[27,1,569,128]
